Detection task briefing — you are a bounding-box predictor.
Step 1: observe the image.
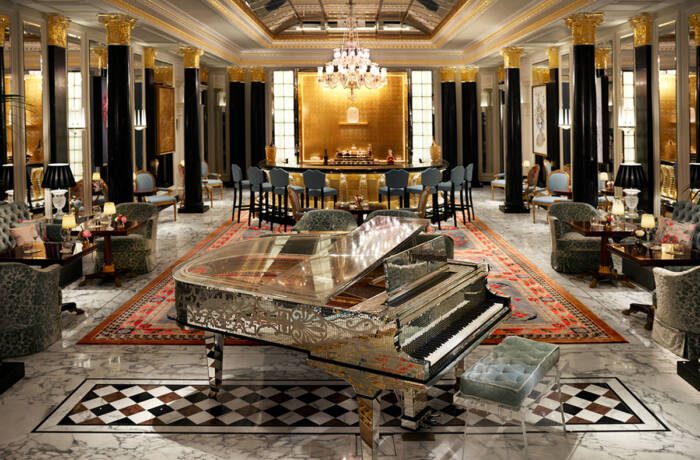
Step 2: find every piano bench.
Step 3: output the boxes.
[453,336,566,453]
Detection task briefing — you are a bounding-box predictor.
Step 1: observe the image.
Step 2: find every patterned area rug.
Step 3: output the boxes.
[79,214,625,345]
[34,378,667,434]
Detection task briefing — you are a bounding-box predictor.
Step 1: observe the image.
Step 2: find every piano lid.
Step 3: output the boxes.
[173,216,428,306]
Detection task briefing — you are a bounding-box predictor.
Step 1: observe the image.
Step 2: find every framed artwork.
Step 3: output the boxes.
[155,85,175,154]
[531,85,547,155]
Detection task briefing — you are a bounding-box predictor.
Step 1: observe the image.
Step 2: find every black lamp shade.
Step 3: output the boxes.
[690,163,700,189]
[613,162,647,190]
[41,163,76,189]
[1,164,12,190]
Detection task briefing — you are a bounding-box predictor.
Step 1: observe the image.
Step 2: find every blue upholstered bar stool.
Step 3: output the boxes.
[269,168,304,231]
[378,169,409,209]
[454,336,566,456]
[231,164,250,223]
[465,163,475,221]
[438,165,466,226]
[247,166,272,227]
[303,169,337,209]
[407,167,441,196]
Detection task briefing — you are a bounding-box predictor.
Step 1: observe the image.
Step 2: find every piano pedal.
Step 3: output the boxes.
[418,411,439,429]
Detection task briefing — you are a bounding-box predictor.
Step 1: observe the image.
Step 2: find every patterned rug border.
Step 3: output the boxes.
[471,218,626,344]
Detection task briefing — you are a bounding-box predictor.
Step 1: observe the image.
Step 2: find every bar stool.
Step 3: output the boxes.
[303,169,337,209]
[407,167,441,196]
[269,168,303,231]
[231,164,250,223]
[438,165,466,226]
[247,166,271,227]
[378,169,409,209]
[465,163,475,222]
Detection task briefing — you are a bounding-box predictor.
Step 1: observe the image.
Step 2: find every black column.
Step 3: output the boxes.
[229,80,246,172]
[546,68,560,169]
[461,80,479,185]
[181,66,205,213]
[91,68,108,175]
[441,80,457,167]
[696,39,700,163]
[500,66,528,213]
[106,45,133,203]
[0,42,6,167]
[571,43,598,207]
[250,80,266,166]
[47,45,68,163]
[145,67,157,174]
[634,44,653,212]
[597,68,611,169]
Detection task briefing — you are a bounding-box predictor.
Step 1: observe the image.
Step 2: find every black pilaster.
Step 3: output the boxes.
[106,45,133,203]
[250,81,266,166]
[634,44,653,212]
[47,45,68,163]
[91,70,108,174]
[546,68,560,169]
[181,67,205,212]
[696,44,700,162]
[229,81,246,171]
[571,44,598,207]
[500,67,528,213]
[461,80,479,185]
[597,68,611,169]
[145,67,157,174]
[441,81,457,167]
[0,44,6,167]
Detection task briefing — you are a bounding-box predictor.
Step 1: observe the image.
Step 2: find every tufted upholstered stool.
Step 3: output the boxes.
[454,336,565,454]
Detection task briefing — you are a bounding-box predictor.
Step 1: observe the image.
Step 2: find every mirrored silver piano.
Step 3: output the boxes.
[174,217,510,459]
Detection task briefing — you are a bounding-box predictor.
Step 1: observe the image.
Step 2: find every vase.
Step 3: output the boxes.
[430,141,442,165]
[265,145,277,165]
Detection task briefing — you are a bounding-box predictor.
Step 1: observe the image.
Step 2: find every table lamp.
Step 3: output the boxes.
[611,199,625,221]
[41,163,76,219]
[690,163,700,202]
[1,163,13,200]
[61,213,77,243]
[599,171,609,189]
[613,162,647,217]
[640,213,655,242]
[103,201,116,230]
[91,171,101,181]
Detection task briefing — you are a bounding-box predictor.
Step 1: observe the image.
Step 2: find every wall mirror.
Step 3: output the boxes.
[89,40,107,175]
[597,40,613,172]
[67,33,84,181]
[560,53,570,166]
[690,22,697,177]
[23,21,42,165]
[619,34,635,163]
[133,52,143,171]
[658,20,677,204]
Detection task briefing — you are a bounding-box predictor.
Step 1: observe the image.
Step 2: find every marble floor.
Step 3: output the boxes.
[1,188,699,459]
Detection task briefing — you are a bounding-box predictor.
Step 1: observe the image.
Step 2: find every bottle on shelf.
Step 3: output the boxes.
[323,148,328,165]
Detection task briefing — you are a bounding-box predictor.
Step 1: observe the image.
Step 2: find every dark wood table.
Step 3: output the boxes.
[80,221,143,287]
[0,241,96,313]
[566,221,636,288]
[334,202,387,225]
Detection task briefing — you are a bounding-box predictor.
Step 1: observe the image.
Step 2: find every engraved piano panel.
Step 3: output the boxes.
[174,217,510,459]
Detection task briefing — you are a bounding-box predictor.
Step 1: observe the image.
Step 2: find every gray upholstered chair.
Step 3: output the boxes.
[406,168,441,196]
[201,161,224,200]
[96,202,159,274]
[303,169,337,209]
[292,209,357,232]
[379,169,409,209]
[531,170,571,223]
[651,266,700,361]
[231,164,250,223]
[134,171,178,221]
[0,262,62,358]
[438,165,466,225]
[247,166,272,227]
[547,201,600,274]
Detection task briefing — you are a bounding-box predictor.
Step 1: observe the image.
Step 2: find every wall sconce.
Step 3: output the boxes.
[480,91,490,108]
[217,90,227,111]
[134,109,147,131]
[558,108,570,130]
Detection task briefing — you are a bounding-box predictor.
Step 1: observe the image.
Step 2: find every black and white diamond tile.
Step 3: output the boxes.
[34,377,668,434]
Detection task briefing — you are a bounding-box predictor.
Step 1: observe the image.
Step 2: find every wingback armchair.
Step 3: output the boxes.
[548,202,600,274]
[292,209,357,232]
[0,263,62,358]
[96,202,159,274]
[652,266,700,360]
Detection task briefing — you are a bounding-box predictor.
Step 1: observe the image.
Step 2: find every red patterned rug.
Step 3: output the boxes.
[79,214,625,345]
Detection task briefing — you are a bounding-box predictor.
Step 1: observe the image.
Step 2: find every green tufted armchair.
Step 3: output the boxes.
[292,209,357,232]
[0,263,62,358]
[547,202,600,274]
[96,202,160,274]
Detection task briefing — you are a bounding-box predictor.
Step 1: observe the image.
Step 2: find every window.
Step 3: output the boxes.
[410,70,433,164]
[620,70,635,162]
[67,71,83,181]
[272,70,296,165]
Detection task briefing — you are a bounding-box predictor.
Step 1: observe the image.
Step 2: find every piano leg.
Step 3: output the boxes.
[398,389,429,430]
[357,396,380,460]
[204,332,224,398]
[454,359,467,389]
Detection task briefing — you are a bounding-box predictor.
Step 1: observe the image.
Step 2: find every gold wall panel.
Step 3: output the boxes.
[659,71,676,162]
[24,74,43,163]
[298,72,407,163]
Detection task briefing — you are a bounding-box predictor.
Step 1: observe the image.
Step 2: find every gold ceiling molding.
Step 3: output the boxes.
[565,12,603,46]
[463,0,593,65]
[691,14,700,41]
[94,47,108,69]
[227,66,245,82]
[595,47,611,70]
[154,66,173,85]
[547,47,559,69]
[501,47,523,69]
[532,67,549,85]
[47,14,70,48]
[461,66,478,83]
[99,13,136,46]
[144,47,156,69]
[250,67,265,82]
[629,13,652,47]
[435,0,492,48]
[0,15,10,47]
[180,47,203,69]
[440,67,457,82]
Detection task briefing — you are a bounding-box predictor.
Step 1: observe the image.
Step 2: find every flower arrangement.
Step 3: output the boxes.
[80,229,93,246]
[115,214,127,227]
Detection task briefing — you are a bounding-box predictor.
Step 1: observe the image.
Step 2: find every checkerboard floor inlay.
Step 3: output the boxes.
[35,377,667,434]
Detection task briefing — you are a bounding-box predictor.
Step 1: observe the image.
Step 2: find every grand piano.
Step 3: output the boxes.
[174,217,510,459]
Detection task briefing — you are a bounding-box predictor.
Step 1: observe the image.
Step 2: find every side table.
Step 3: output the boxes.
[80,221,143,287]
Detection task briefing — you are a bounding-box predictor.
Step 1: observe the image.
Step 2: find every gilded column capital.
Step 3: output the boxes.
[250,67,265,82]
[228,66,245,82]
[180,47,202,69]
[154,66,173,85]
[0,15,9,48]
[94,47,108,70]
[144,47,156,69]
[532,67,549,85]
[629,13,652,47]
[595,47,611,70]
[501,47,524,69]
[565,12,603,46]
[689,13,700,41]
[47,14,70,48]
[98,14,135,46]
[439,67,456,82]
[547,47,559,69]
[460,66,478,83]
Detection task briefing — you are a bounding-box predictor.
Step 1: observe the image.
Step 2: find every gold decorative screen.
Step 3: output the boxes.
[298,71,407,162]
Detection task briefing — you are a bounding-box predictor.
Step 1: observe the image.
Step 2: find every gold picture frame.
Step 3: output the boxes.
[155,85,175,154]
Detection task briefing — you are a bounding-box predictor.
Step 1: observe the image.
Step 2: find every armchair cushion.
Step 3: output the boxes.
[652,266,700,360]
[556,232,600,252]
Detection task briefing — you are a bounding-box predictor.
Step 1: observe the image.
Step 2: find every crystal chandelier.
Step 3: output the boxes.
[317,0,387,100]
